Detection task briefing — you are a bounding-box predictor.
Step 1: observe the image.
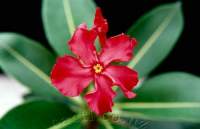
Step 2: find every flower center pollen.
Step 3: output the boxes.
[93,64,103,73]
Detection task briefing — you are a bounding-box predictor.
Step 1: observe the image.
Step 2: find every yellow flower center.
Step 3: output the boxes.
[93,64,103,73]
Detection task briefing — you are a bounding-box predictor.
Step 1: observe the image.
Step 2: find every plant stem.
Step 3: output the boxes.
[48,114,83,129]
[112,110,150,120]
[70,96,85,106]
[86,120,99,129]
[99,119,114,129]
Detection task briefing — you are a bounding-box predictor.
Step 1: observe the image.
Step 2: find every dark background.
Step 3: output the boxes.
[0,0,199,76]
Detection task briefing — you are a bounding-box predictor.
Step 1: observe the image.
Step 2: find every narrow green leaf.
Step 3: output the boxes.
[127,2,184,77]
[42,0,96,55]
[115,72,200,122]
[0,33,66,101]
[0,100,75,129]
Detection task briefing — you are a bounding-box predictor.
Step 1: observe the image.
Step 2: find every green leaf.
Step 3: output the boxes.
[42,0,96,55]
[0,33,66,101]
[127,2,184,78]
[0,100,76,129]
[115,72,200,122]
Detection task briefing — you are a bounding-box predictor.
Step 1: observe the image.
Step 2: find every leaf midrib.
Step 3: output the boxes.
[115,102,200,109]
[128,7,178,68]
[0,44,84,106]
[113,110,200,123]
[1,44,51,85]
[63,0,76,36]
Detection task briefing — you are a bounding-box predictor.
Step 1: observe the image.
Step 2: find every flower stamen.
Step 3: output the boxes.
[93,64,103,73]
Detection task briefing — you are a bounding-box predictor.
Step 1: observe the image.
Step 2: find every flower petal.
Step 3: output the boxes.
[99,34,137,66]
[51,56,93,97]
[68,24,97,65]
[93,8,108,46]
[103,65,138,99]
[84,75,116,115]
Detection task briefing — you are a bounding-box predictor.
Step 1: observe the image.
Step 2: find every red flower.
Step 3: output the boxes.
[51,8,138,115]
